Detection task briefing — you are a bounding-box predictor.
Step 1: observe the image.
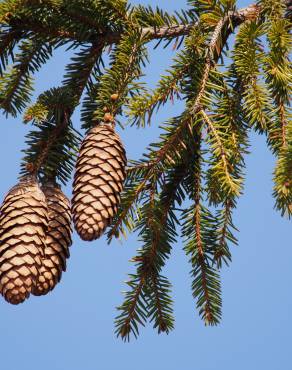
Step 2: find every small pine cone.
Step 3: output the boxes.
[32,182,72,296]
[72,124,127,241]
[0,176,48,305]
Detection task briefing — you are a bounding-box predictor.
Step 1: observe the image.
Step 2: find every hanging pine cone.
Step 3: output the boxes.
[0,176,48,305]
[72,123,127,241]
[32,182,72,296]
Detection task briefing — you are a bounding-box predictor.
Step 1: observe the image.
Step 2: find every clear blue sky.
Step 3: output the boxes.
[0,1,291,369]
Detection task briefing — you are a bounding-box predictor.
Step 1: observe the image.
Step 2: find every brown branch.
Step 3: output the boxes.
[280,103,288,148]
[4,4,263,47]
[200,111,227,159]
[141,24,194,40]
[109,4,261,43]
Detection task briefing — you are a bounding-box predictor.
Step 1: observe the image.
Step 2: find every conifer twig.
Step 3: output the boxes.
[28,41,105,175]
[200,110,238,194]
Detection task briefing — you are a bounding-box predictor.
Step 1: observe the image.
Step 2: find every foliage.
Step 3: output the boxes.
[0,0,291,340]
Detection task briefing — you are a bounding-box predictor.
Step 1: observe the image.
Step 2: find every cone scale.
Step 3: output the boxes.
[72,123,127,241]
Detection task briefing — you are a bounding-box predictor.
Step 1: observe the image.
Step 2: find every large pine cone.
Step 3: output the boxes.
[32,182,72,296]
[0,176,48,305]
[72,124,127,241]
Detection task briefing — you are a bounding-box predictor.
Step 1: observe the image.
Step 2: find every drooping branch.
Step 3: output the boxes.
[182,132,222,325]
[115,163,187,340]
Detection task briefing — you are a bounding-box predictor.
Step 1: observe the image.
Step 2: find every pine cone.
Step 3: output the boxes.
[72,124,127,241]
[0,176,48,305]
[32,182,72,296]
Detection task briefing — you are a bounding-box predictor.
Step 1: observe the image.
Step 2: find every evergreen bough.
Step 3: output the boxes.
[0,0,291,340]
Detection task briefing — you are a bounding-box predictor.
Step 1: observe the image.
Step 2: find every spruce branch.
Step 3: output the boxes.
[111,14,236,243]
[63,39,105,99]
[205,69,247,206]
[31,111,70,177]
[0,28,23,75]
[265,18,291,152]
[83,29,147,129]
[0,36,53,116]
[126,25,207,127]
[273,143,292,217]
[127,64,186,127]
[115,275,148,341]
[21,87,82,184]
[213,200,238,268]
[127,4,261,42]
[147,273,173,334]
[116,163,187,340]
[107,161,163,242]
[272,110,292,217]
[200,109,242,198]
[108,114,193,242]
[0,0,290,341]
[141,15,229,166]
[182,135,222,325]
[137,182,174,334]
[21,40,104,183]
[234,21,273,133]
[107,177,148,241]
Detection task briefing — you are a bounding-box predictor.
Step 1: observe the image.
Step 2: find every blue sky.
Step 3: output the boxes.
[0,1,291,369]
